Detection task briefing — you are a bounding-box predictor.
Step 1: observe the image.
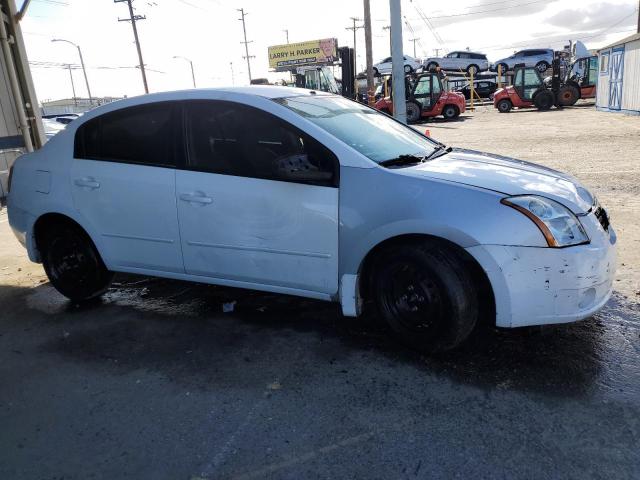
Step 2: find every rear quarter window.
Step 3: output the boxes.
[74,102,177,167]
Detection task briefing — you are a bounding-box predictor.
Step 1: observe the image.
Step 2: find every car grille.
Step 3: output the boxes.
[594,205,610,231]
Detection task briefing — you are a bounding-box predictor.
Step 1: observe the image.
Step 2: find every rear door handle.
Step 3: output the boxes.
[179,192,213,205]
[74,177,100,189]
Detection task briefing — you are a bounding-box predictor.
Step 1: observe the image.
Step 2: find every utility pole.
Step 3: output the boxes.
[230,61,235,85]
[389,0,406,123]
[237,8,254,83]
[637,0,639,33]
[346,16,363,99]
[363,0,374,104]
[66,64,77,106]
[382,25,391,54]
[434,48,440,57]
[283,29,289,44]
[115,0,148,94]
[409,37,419,58]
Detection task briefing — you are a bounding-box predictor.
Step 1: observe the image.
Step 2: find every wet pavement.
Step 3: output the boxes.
[1,272,640,479]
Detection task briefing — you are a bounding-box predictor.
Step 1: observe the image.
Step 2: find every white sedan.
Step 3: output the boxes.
[7,87,616,352]
[373,55,421,75]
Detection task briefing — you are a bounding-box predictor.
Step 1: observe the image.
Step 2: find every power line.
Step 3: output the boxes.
[115,0,149,94]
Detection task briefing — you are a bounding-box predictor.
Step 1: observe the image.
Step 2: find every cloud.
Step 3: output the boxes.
[546,3,637,31]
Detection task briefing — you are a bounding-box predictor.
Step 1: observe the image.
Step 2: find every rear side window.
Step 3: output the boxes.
[472,53,487,60]
[184,100,339,187]
[74,102,177,167]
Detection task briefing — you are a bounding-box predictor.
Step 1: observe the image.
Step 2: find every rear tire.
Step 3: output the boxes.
[496,98,512,113]
[406,100,422,123]
[533,89,554,110]
[535,61,550,73]
[426,62,438,71]
[41,223,113,302]
[371,242,479,353]
[442,104,459,120]
[404,64,413,74]
[496,63,509,74]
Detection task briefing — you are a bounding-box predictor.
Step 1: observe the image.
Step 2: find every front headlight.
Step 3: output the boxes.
[501,195,589,247]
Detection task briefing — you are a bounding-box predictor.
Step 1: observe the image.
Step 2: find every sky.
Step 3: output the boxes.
[19,0,640,102]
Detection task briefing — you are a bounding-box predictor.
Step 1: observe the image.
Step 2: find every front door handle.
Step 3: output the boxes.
[179,192,213,205]
[74,177,100,189]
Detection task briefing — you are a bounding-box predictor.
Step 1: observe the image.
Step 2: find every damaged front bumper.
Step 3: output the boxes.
[467,212,617,328]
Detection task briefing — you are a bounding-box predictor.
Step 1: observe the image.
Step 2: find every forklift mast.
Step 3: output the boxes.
[338,46,355,99]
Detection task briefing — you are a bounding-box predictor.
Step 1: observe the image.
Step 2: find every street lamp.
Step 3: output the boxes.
[173,56,196,88]
[51,39,93,106]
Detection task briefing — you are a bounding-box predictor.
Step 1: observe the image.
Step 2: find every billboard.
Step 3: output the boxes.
[268,38,338,70]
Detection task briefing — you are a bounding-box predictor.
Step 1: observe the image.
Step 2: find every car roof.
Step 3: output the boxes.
[72,86,334,123]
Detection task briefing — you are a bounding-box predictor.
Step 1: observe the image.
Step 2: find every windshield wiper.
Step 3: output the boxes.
[423,145,452,160]
[379,153,426,167]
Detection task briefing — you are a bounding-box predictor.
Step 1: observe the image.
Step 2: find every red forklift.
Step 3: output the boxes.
[374,71,466,122]
[494,53,596,113]
[545,55,598,106]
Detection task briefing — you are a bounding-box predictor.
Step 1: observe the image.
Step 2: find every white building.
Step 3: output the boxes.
[596,32,640,115]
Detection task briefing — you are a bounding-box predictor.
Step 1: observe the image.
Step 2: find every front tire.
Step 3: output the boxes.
[41,223,113,302]
[404,64,413,74]
[558,85,580,106]
[442,104,459,120]
[371,242,479,352]
[496,98,512,113]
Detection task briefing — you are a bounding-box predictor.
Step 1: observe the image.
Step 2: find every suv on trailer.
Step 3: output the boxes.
[424,51,489,75]
[492,48,554,73]
[7,87,616,353]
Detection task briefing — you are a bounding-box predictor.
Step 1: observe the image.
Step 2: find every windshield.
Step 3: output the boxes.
[273,95,437,164]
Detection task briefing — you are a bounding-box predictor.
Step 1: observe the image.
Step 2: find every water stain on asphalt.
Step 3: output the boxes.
[22,274,640,401]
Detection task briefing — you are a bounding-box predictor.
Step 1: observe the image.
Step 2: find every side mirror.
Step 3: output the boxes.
[276,154,333,183]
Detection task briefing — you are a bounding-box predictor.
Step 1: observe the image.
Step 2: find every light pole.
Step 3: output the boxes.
[173,55,196,88]
[51,39,93,105]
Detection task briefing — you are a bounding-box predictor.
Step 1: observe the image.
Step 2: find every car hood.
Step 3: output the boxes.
[402,148,593,213]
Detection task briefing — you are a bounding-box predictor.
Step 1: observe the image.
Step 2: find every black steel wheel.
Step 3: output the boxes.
[442,105,459,120]
[41,223,113,302]
[371,242,479,352]
[497,99,512,113]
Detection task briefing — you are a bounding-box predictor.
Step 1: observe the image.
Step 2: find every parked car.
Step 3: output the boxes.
[492,48,554,73]
[42,118,66,139]
[373,55,421,75]
[455,80,497,100]
[424,51,489,75]
[7,87,616,352]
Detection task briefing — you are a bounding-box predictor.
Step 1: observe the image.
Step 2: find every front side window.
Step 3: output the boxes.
[74,102,176,167]
[274,95,437,164]
[185,101,338,187]
[414,77,432,95]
